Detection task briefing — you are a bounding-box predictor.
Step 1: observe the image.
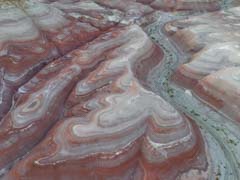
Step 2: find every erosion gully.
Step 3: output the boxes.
[144,2,240,180]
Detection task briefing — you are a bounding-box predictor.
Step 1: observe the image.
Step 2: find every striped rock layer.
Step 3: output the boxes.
[166,7,240,122]
[0,0,225,119]
[0,0,224,179]
[2,25,206,179]
[0,0,121,120]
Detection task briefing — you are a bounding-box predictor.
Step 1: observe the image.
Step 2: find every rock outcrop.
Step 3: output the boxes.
[137,0,220,11]
[167,7,240,122]
[4,25,206,180]
[0,0,229,179]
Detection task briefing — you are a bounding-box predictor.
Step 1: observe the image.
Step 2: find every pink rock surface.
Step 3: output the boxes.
[0,0,221,120]
[0,0,217,179]
[194,67,240,122]
[166,7,240,121]
[0,0,122,120]
[137,0,220,11]
[4,25,206,180]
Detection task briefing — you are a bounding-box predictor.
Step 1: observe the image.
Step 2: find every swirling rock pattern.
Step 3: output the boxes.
[166,7,240,122]
[1,0,239,179]
[0,0,221,119]
[2,24,207,180]
[0,0,123,120]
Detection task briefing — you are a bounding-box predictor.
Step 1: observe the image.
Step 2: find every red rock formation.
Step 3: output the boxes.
[0,0,122,120]
[0,4,59,120]
[0,0,225,121]
[4,25,207,180]
[0,0,214,179]
[137,0,220,11]
[194,67,240,122]
[166,7,240,122]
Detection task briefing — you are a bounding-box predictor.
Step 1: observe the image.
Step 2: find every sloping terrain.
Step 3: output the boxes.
[0,0,239,180]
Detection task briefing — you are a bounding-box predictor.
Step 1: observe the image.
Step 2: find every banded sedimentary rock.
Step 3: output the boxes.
[5,25,206,180]
[0,0,123,120]
[38,0,156,25]
[93,0,154,23]
[0,0,225,121]
[35,0,124,30]
[194,67,240,122]
[0,56,81,171]
[0,3,58,120]
[166,7,240,121]
[137,0,220,11]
